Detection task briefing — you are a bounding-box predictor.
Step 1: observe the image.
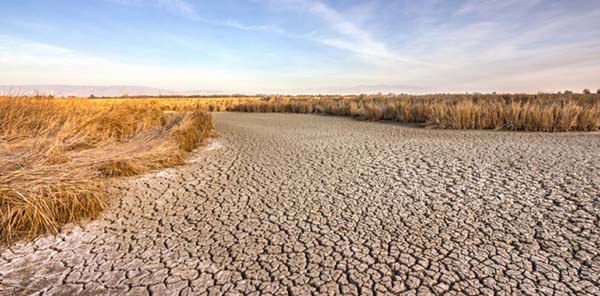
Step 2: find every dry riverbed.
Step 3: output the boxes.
[1,113,599,295]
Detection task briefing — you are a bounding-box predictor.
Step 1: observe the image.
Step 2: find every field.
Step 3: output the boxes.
[92,93,600,131]
[1,93,599,243]
[1,93,599,241]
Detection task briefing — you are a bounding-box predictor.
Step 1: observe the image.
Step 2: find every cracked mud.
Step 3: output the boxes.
[1,113,599,295]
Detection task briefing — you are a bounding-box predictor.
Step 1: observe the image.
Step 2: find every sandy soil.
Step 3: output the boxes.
[1,113,599,295]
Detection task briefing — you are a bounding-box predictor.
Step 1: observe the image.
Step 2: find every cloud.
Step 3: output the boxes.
[455,0,543,16]
[220,19,284,34]
[106,0,290,35]
[106,0,198,17]
[0,35,249,90]
[156,0,198,18]
[303,1,397,59]
[0,35,362,93]
[265,0,426,65]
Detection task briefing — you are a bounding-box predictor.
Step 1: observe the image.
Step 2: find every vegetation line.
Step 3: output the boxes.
[228,93,600,132]
[76,93,600,132]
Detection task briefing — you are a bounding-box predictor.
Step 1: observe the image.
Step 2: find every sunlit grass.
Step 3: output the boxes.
[229,93,600,131]
[0,97,213,243]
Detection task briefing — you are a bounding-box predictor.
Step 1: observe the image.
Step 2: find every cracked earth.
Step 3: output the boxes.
[1,113,599,295]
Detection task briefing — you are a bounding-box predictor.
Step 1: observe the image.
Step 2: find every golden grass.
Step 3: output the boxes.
[228,94,600,131]
[0,97,212,243]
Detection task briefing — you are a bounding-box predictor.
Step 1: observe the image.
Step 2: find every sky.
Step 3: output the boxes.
[1,0,599,94]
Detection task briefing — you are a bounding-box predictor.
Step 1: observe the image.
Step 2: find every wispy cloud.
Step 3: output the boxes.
[221,19,284,34]
[266,0,427,65]
[302,0,397,59]
[107,0,289,34]
[156,0,198,18]
[0,34,248,90]
[455,0,543,16]
[107,0,198,18]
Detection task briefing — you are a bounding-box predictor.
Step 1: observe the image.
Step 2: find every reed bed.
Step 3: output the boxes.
[0,97,213,243]
[228,94,600,131]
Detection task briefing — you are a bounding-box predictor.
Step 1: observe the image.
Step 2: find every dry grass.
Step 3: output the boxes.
[0,97,212,243]
[228,94,600,131]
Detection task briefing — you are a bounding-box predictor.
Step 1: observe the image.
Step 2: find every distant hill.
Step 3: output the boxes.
[0,85,226,97]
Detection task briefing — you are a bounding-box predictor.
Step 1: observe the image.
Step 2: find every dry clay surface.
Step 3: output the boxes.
[1,113,599,295]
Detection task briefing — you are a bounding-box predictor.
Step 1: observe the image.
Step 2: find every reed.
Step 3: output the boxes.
[228,93,600,131]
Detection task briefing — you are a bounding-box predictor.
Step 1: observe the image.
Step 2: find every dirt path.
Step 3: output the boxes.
[1,113,599,295]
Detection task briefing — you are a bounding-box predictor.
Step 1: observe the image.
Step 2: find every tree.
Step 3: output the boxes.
[597,89,600,94]
[583,89,591,94]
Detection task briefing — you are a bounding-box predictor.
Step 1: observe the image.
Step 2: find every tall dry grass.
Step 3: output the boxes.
[0,97,212,243]
[228,94,600,131]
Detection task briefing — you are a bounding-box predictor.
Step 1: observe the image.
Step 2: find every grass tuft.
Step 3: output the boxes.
[0,97,213,243]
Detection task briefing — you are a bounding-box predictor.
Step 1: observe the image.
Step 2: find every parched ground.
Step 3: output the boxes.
[1,113,599,295]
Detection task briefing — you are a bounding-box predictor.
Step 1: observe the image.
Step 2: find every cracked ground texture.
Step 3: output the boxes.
[1,112,599,296]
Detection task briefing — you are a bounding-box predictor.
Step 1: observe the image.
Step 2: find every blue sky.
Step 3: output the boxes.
[1,0,599,93]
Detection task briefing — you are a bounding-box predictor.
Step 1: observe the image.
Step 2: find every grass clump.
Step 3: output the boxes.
[0,97,212,243]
